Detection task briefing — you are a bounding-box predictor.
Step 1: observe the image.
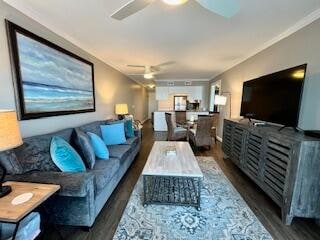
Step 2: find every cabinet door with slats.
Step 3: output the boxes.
[230,126,246,166]
[222,121,233,157]
[263,137,292,205]
[244,132,263,181]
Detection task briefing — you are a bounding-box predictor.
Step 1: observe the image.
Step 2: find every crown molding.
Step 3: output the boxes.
[2,0,146,88]
[210,7,320,81]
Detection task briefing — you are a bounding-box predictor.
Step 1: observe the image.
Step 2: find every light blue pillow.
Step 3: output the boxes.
[101,123,126,146]
[87,132,109,160]
[50,136,86,172]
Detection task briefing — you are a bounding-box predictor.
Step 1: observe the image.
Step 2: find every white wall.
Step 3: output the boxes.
[0,2,148,137]
[212,18,320,138]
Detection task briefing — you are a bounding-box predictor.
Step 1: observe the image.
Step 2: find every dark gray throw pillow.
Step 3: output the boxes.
[0,150,23,174]
[71,128,95,169]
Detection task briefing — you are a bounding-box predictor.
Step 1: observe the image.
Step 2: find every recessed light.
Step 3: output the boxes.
[162,0,188,6]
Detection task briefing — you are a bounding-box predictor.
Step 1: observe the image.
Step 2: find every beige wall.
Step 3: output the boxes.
[148,92,157,118]
[212,18,320,138]
[0,2,148,137]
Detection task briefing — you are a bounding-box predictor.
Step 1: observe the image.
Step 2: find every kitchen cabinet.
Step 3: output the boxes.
[155,86,203,101]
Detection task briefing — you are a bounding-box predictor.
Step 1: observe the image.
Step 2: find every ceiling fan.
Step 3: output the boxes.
[127,61,175,79]
[111,0,239,20]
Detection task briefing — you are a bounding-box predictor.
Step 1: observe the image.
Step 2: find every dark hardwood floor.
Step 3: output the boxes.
[42,120,320,240]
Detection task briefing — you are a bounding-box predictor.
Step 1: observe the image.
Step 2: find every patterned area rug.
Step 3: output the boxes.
[113,157,273,240]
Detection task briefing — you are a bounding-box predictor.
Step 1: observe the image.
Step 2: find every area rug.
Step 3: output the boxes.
[113,157,273,240]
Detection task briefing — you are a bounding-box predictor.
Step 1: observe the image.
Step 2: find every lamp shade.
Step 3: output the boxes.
[115,104,129,115]
[214,95,227,106]
[0,110,22,151]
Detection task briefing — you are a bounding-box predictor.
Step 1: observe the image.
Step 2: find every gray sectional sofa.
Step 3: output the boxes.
[0,120,141,227]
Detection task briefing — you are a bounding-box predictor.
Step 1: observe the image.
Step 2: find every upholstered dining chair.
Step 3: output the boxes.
[175,111,187,126]
[210,113,219,143]
[165,113,187,141]
[188,115,214,149]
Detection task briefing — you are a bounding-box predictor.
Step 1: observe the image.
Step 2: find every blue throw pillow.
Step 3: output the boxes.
[101,123,126,145]
[124,119,135,138]
[50,136,86,172]
[108,119,134,138]
[87,132,109,160]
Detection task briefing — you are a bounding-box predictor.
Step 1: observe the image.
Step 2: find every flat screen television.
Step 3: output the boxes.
[240,64,307,127]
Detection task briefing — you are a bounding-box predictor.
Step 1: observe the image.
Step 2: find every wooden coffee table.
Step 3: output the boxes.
[0,181,60,239]
[142,141,203,210]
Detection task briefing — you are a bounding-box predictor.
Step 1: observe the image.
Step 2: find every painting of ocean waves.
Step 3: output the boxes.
[23,82,94,113]
[8,21,95,119]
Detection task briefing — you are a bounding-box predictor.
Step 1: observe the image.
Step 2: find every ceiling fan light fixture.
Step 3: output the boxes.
[144,73,154,79]
[162,0,188,6]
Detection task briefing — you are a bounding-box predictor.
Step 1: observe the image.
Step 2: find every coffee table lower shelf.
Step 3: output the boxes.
[143,175,202,210]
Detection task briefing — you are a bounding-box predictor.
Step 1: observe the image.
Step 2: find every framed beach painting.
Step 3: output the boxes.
[6,20,95,120]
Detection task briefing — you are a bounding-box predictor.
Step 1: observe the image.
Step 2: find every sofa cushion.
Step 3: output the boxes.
[108,145,131,165]
[90,158,120,194]
[122,137,139,149]
[5,171,94,197]
[79,121,106,138]
[71,129,96,169]
[14,128,73,173]
[50,136,86,173]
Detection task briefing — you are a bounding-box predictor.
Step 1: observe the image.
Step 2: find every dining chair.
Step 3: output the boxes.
[210,113,219,143]
[175,111,187,126]
[188,115,214,149]
[165,113,187,141]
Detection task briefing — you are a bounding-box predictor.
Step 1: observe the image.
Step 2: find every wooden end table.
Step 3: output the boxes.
[0,181,60,240]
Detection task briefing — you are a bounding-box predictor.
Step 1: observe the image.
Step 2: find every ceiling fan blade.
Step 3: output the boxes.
[127,65,146,68]
[195,0,240,18]
[111,0,153,20]
[154,61,176,68]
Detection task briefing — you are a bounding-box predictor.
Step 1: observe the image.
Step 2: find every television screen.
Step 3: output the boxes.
[240,64,307,127]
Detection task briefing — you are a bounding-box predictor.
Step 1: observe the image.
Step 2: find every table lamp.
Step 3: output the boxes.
[115,104,129,120]
[0,110,23,198]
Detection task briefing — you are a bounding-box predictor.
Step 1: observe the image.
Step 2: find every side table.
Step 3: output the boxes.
[0,181,60,240]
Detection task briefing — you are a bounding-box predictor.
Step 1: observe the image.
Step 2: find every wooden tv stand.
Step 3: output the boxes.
[222,119,320,225]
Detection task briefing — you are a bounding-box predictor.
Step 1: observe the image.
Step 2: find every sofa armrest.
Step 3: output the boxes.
[5,171,94,197]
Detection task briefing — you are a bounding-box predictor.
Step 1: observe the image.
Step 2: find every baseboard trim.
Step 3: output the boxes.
[141,118,149,124]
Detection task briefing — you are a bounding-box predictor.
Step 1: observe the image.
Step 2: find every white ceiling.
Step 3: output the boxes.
[3,0,320,86]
